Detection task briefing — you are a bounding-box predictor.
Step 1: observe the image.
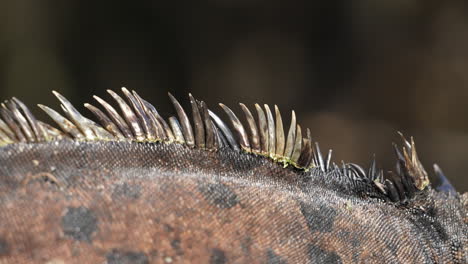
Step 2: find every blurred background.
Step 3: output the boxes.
[1,1,467,192]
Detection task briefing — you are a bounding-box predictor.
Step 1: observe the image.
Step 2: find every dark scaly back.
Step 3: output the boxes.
[0,88,466,263]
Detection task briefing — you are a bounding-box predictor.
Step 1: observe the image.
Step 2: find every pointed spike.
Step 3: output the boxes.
[93,95,133,139]
[6,101,35,142]
[297,136,312,168]
[219,103,250,151]
[255,104,269,155]
[84,103,124,139]
[390,172,407,202]
[399,168,416,199]
[208,109,239,151]
[239,103,260,153]
[131,90,163,140]
[264,104,275,156]
[0,106,26,142]
[373,173,387,195]
[92,125,114,140]
[290,124,302,163]
[402,137,429,191]
[369,154,377,180]
[433,164,456,195]
[168,92,195,147]
[314,142,325,172]
[168,116,185,144]
[378,169,384,184]
[348,163,366,178]
[309,129,318,167]
[52,91,98,140]
[210,119,223,148]
[325,149,333,172]
[139,104,165,141]
[149,113,166,140]
[0,128,14,145]
[122,87,156,141]
[332,162,339,170]
[38,104,83,140]
[199,101,215,150]
[274,105,285,157]
[12,97,45,141]
[107,89,144,141]
[0,117,16,140]
[189,93,205,148]
[397,131,412,150]
[385,179,400,202]
[38,121,65,140]
[392,142,405,163]
[140,98,174,141]
[284,110,296,159]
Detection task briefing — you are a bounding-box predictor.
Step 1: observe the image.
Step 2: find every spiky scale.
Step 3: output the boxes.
[84,103,125,140]
[168,93,195,147]
[325,149,333,172]
[199,101,216,150]
[274,105,285,157]
[107,90,145,141]
[122,87,157,141]
[219,103,250,152]
[139,97,174,141]
[297,132,312,168]
[189,94,205,149]
[0,106,26,142]
[38,104,84,140]
[314,141,325,172]
[93,95,133,139]
[369,155,377,180]
[255,103,269,155]
[208,109,239,151]
[284,110,296,159]
[348,163,366,178]
[0,128,13,145]
[239,103,260,153]
[6,100,35,142]
[13,97,45,142]
[264,104,276,156]
[433,164,457,195]
[169,116,185,144]
[290,124,302,164]
[0,117,16,140]
[53,91,99,141]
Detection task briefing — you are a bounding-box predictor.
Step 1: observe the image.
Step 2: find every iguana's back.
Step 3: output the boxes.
[0,89,466,263]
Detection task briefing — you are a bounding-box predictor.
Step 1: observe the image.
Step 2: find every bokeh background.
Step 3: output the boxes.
[1,1,467,192]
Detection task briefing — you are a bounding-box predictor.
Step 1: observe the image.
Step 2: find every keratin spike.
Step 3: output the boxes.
[264,104,275,156]
[38,104,84,140]
[189,94,205,149]
[122,87,156,141]
[107,89,144,141]
[219,103,250,152]
[255,104,269,155]
[239,103,260,153]
[290,124,302,163]
[93,95,133,139]
[284,111,296,159]
[168,93,195,147]
[274,105,285,157]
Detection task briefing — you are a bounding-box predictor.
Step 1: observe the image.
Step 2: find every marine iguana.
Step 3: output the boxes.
[0,88,466,263]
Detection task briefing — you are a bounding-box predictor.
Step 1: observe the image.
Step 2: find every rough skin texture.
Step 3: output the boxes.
[0,140,466,264]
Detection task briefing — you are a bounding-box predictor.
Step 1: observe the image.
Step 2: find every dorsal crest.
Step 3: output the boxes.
[0,88,438,204]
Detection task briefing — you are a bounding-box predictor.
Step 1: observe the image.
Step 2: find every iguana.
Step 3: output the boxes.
[0,88,466,264]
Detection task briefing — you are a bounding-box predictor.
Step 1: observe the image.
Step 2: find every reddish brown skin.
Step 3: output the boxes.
[0,141,466,263]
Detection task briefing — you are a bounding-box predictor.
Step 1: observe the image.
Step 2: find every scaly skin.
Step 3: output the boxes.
[0,141,466,263]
